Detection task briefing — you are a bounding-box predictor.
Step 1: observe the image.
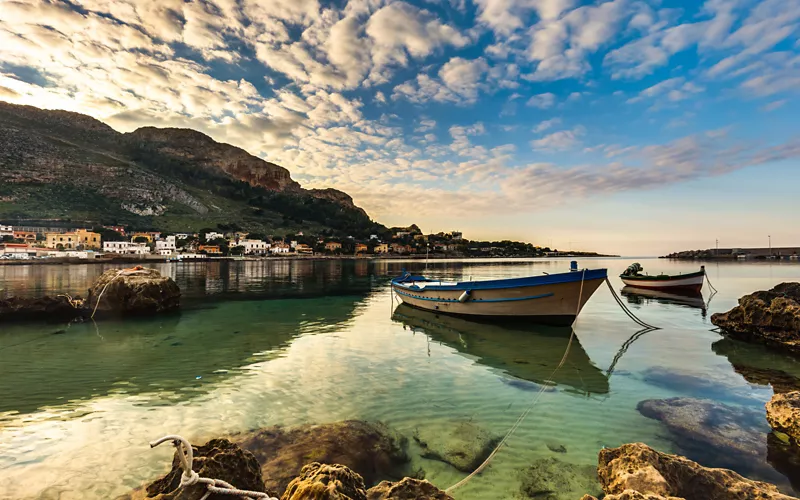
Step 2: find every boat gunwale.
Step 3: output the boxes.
[391,268,608,292]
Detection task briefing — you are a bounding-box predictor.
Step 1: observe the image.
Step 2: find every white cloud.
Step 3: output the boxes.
[415,119,437,132]
[526,92,556,108]
[476,0,576,35]
[627,76,704,103]
[530,126,585,151]
[761,100,787,112]
[533,117,561,133]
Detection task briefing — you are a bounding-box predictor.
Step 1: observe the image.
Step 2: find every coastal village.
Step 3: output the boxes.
[0,223,567,262]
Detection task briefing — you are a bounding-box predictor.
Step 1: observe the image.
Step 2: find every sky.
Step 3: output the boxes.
[1,0,799,255]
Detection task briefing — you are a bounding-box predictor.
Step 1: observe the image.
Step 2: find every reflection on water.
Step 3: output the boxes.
[2,258,800,499]
[621,286,708,317]
[392,303,609,396]
[0,295,365,415]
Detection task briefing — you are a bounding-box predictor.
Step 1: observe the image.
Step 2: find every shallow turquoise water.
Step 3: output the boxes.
[1,258,800,499]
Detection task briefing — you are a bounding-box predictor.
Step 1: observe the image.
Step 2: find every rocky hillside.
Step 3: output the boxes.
[0,101,380,235]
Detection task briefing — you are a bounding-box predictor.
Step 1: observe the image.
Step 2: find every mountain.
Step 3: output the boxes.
[0,101,383,236]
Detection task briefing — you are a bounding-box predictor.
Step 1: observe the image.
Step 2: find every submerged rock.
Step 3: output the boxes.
[518,457,601,500]
[0,295,83,321]
[767,392,800,447]
[87,267,181,316]
[122,438,268,500]
[593,442,795,500]
[767,432,800,494]
[413,421,499,472]
[231,421,409,496]
[281,462,367,500]
[640,366,759,404]
[711,283,800,353]
[366,478,453,499]
[637,397,768,468]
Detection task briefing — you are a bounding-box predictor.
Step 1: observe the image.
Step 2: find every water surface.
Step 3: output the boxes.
[1,258,800,499]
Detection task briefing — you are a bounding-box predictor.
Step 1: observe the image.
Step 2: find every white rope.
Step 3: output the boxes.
[445,269,587,494]
[150,435,277,500]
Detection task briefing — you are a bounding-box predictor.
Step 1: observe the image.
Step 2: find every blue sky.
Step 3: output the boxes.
[1,0,798,255]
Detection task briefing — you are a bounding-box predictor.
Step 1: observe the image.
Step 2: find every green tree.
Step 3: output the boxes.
[133,236,149,243]
[230,245,245,256]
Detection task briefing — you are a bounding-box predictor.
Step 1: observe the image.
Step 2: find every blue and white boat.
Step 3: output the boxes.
[391,264,608,326]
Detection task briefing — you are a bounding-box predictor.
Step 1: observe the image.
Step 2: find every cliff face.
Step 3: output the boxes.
[0,101,381,235]
[127,127,301,192]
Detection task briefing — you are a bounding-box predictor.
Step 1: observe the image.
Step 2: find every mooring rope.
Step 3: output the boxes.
[704,268,719,294]
[90,267,150,319]
[150,435,278,500]
[445,269,587,494]
[604,278,660,330]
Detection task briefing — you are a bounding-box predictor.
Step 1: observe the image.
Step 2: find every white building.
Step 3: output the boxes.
[156,236,176,254]
[204,231,224,241]
[0,225,13,238]
[175,233,191,240]
[290,240,298,249]
[240,239,270,255]
[270,244,290,254]
[103,241,149,255]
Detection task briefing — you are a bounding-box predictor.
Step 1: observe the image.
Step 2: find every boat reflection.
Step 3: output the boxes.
[391,304,609,395]
[621,286,707,317]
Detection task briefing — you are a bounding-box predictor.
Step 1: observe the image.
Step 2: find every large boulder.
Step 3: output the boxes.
[412,421,499,472]
[595,442,795,500]
[281,463,367,500]
[87,267,180,316]
[231,421,410,496]
[121,438,269,500]
[518,457,601,500]
[366,478,452,499]
[767,392,800,447]
[637,398,768,469]
[0,295,83,321]
[711,283,800,352]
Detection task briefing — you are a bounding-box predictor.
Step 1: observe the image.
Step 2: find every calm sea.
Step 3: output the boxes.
[1,258,799,499]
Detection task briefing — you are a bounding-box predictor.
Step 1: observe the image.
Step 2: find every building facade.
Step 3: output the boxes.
[45,229,101,250]
[240,239,269,255]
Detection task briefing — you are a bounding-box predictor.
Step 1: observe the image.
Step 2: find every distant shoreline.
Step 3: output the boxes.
[0,253,618,266]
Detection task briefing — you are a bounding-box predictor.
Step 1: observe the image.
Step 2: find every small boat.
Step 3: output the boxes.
[390,263,608,326]
[619,263,705,293]
[620,286,707,317]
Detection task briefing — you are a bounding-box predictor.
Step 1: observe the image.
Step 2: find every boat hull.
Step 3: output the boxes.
[620,272,704,293]
[392,275,605,326]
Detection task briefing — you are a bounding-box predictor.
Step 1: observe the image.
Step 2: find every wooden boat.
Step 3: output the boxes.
[620,286,707,317]
[390,265,607,326]
[619,263,705,293]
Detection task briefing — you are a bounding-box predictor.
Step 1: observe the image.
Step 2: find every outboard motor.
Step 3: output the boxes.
[570,261,578,272]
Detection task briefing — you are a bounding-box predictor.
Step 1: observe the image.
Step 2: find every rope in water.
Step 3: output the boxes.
[704,268,719,294]
[445,269,587,494]
[150,435,278,500]
[604,278,660,330]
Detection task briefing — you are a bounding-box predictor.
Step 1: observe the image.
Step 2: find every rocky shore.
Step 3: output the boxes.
[711,283,800,353]
[117,418,800,500]
[0,267,180,321]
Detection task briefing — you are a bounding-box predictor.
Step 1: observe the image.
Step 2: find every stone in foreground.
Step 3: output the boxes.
[366,478,453,499]
[711,283,800,352]
[413,421,499,472]
[0,295,83,321]
[767,391,800,448]
[87,267,181,316]
[281,463,367,500]
[122,438,268,500]
[595,442,796,500]
[232,420,409,496]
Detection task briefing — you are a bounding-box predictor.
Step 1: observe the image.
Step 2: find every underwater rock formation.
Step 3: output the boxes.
[231,420,410,496]
[592,442,796,500]
[518,457,601,500]
[413,421,500,472]
[122,438,269,500]
[767,392,800,448]
[637,397,768,469]
[711,283,800,353]
[87,267,181,316]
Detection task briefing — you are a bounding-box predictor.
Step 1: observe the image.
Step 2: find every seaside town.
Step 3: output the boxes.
[0,223,575,262]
